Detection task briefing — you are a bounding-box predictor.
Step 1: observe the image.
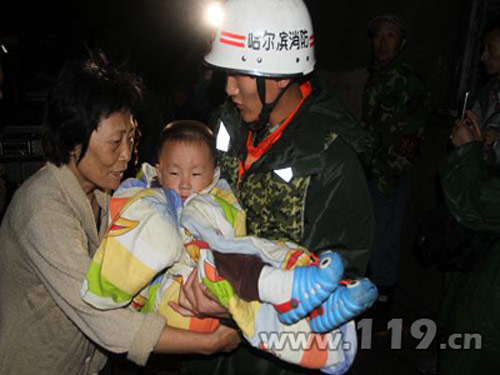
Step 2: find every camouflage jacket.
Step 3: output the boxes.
[362,56,430,194]
[212,81,374,277]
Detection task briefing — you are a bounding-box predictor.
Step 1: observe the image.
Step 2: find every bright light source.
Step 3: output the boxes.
[205,2,224,28]
[0,44,7,54]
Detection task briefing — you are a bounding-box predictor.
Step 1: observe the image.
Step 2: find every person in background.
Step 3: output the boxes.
[440,105,500,374]
[0,53,239,375]
[361,14,430,326]
[438,17,500,375]
[470,17,500,168]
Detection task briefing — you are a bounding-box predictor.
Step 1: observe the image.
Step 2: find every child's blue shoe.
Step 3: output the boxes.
[275,251,344,325]
[308,278,378,333]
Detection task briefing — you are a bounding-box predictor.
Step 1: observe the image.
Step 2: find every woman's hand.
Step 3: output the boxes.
[153,321,240,355]
[169,269,230,318]
[450,110,483,147]
[206,324,241,354]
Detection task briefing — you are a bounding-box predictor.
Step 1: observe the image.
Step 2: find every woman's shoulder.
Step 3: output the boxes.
[6,164,76,225]
[12,164,53,200]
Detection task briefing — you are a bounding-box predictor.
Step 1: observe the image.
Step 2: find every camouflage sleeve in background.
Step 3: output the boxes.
[361,57,430,194]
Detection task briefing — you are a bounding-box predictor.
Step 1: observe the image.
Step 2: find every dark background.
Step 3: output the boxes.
[0,0,497,121]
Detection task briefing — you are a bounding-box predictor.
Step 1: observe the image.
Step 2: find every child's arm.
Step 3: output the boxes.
[82,188,184,309]
[169,268,230,319]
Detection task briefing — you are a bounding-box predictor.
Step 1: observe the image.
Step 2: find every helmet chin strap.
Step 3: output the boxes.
[244,76,289,132]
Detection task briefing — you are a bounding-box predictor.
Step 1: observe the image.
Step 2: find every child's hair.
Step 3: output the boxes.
[157,120,216,165]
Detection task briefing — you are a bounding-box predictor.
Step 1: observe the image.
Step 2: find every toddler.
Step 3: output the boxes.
[82,120,377,373]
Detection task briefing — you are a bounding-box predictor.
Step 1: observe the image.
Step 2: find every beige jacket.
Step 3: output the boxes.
[0,163,166,375]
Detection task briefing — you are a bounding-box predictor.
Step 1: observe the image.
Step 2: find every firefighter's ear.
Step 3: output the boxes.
[277,78,291,89]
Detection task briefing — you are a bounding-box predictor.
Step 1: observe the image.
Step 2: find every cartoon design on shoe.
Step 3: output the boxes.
[275,251,344,325]
[308,277,378,333]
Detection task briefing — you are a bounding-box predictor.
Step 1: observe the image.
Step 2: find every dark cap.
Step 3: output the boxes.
[368,14,407,36]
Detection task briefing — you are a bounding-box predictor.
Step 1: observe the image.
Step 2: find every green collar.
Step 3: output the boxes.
[370,54,403,73]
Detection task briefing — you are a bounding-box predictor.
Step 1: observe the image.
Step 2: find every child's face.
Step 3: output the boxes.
[156,141,215,201]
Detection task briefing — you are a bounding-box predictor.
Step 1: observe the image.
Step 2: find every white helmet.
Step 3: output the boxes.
[204,0,316,77]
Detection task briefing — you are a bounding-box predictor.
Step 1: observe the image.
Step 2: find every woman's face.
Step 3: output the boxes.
[68,111,136,193]
[482,29,500,76]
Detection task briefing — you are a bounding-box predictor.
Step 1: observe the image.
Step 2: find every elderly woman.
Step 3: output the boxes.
[0,55,239,375]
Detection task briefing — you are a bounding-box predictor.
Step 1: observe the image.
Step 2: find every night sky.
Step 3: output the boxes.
[0,0,487,116]
[1,0,210,79]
